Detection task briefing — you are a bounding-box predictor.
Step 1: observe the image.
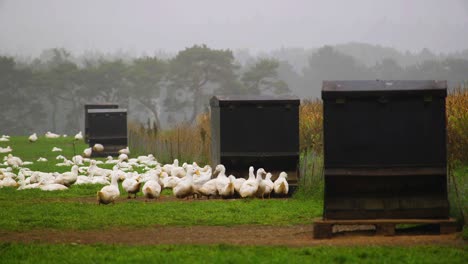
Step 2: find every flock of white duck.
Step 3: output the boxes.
[0,132,290,205]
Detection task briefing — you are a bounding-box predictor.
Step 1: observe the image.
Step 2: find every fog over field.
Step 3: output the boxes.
[0,0,467,134]
[1,0,467,56]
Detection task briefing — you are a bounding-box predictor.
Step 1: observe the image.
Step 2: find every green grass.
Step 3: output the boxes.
[0,185,321,231]
[0,136,88,173]
[0,243,466,264]
[449,166,468,225]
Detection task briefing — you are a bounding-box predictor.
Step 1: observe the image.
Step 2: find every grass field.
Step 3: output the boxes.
[1,136,467,263]
[0,243,466,264]
[0,186,321,231]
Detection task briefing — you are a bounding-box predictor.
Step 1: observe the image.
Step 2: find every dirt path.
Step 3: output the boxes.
[0,225,465,247]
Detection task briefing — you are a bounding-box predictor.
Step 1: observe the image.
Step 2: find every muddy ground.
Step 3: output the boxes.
[0,225,465,247]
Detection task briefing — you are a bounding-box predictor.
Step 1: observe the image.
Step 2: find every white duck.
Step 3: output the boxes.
[215,165,234,198]
[52,147,62,152]
[170,166,186,178]
[72,155,84,165]
[0,146,12,153]
[92,144,104,152]
[37,157,48,162]
[6,154,23,168]
[17,170,40,190]
[198,178,218,199]
[122,172,141,199]
[97,171,121,205]
[0,175,18,188]
[273,172,289,196]
[142,172,162,201]
[39,179,68,191]
[254,168,267,198]
[54,165,79,187]
[45,131,60,138]
[118,147,130,155]
[161,173,179,189]
[162,159,179,174]
[87,160,111,177]
[83,147,92,158]
[118,153,128,162]
[105,156,119,164]
[233,177,246,195]
[74,131,83,140]
[240,167,264,198]
[173,167,195,199]
[28,133,38,142]
[192,167,212,195]
[262,172,275,199]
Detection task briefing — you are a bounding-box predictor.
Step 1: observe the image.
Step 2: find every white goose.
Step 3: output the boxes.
[97,171,121,205]
[273,171,289,196]
[239,166,259,198]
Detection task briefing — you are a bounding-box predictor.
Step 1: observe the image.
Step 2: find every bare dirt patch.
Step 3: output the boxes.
[31,195,289,204]
[0,225,464,247]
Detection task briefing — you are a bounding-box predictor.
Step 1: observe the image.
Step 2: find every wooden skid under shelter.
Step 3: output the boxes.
[313,218,458,239]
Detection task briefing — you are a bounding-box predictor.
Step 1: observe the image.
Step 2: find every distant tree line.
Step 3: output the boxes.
[0,43,467,135]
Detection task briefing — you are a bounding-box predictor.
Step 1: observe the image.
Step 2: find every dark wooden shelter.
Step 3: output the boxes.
[86,107,127,156]
[210,95,300,191]
[84,104,119,142]
[321,80,449,219]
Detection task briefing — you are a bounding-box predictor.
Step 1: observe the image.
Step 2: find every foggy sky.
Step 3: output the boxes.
[1,0,467,57]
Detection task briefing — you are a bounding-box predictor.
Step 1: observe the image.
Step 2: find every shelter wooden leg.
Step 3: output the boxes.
[440,223,457,234]
[376,224,395,236]
[313,223,333,239]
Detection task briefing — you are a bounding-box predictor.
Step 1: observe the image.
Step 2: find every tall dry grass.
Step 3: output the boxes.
[129,113,210,164]
[446,87,468,224]
[447,87,468,167]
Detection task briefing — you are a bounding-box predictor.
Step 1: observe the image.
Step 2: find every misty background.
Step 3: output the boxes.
[0,0,467,135]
